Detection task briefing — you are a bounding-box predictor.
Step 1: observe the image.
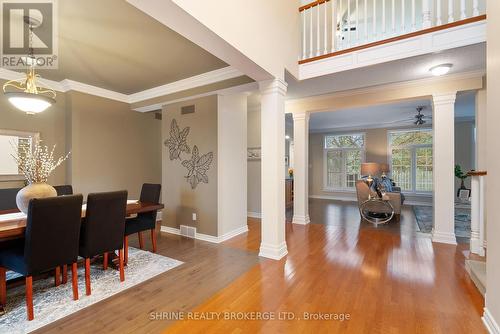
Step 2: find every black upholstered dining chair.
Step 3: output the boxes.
[0,187,21,211]
[124,184,161,264]
[0,195,83,321]
[54,185,74,196]
[79,191,127,296]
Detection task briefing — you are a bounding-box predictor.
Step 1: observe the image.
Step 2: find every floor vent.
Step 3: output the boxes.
[180,225,196,239]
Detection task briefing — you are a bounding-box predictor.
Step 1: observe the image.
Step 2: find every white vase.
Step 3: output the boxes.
[16,183,57,214]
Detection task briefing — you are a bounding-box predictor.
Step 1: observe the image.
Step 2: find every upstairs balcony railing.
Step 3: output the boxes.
[299,0,486,63]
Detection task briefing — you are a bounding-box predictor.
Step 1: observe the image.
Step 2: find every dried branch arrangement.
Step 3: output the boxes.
[11,139,70,184]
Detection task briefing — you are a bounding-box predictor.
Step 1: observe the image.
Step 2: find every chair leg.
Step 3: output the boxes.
[0,267,6,307]
[55,266,61,287]
[62,264,68,284]
[138,232,144,249]
[71,263,79,300]
[118,248,125,282]
[26,276,34,321]
[124,236,129,265]
[151,228,157,253]
[103,252,108,270]
[85,258,91,296]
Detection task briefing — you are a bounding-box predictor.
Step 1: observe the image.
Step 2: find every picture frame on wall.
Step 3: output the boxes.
[458,189,471,202]
[247,147,261,161]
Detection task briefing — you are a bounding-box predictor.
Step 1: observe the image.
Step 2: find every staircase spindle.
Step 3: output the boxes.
[364,0,368,41]
[347,0,351,47]
[448,0,454,23]
[382,0,386,37]
[309,8,313,58]
[356,0,359,42]
[340,0,344,49]
[460,0,466,20]
[401,0,405,32]
[473,0,479,16]
[332,0,337,52]
[412,0,416,30]
[302,10,306,59]
[391,0,395,34]
[316,3,321,56]
[436,0,442,25]
[324,2,328,54]
[373,0,377,38]
[422,0,431,28]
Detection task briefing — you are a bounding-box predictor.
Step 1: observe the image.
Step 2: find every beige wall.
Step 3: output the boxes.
[162,95,218,236]
[0,84,162,200]
[247,108,261,215]
[0,80,68,189]
[68,92,161,199]
[486,0,500,327]
[309,122,474,202]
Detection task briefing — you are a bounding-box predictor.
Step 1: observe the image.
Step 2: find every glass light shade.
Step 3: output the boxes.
[429,63,452,76]
[5,92,55,114]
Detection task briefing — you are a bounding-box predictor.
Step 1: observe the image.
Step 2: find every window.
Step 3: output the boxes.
[0,130,38,181]
[389,129,433,192]
[324,134,365,190]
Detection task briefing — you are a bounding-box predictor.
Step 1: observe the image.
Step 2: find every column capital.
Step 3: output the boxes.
[432,92,457,106]
[292,110,310,121]
[259,78,288,96]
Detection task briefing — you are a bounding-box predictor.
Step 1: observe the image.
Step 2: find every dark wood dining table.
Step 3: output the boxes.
[0,200,164,241]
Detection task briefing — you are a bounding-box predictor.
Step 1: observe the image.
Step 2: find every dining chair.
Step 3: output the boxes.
[0,187,21,211]
[0,195,83,321]
[124,184,161,264]
[54,185,74,196]
[79,191,127,296]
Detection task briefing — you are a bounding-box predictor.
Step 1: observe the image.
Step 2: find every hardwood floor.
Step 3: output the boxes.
[34,199,485,334]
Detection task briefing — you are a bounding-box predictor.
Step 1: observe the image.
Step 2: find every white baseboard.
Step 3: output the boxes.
[483,308,500,334]
[431,231,458,245]
[159,224,248,244]
[247,211,262,219]
[309,194,356,202]
[259,241,288,260]
[292,214,311,225]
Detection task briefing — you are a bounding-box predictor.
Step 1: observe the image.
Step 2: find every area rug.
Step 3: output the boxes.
[413,205,471,238]
[0,248,183,334]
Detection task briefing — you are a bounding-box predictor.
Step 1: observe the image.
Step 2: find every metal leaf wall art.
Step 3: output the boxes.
[164,119,191,160]
[182,145,213,189]
[164,118,213,189]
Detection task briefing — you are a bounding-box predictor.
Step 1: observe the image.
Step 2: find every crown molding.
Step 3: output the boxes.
[128,66,243,103]
[0,66,244,106]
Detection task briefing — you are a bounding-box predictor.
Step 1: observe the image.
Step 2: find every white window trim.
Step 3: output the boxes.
[387,129,433,195]
[322,132,366,192]
[0,129,40,182]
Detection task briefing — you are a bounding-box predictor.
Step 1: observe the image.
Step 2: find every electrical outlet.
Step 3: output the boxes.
[192,213,197,221]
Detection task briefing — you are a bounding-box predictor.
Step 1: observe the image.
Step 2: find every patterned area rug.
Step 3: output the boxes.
[0,248,183,333]
[413,205,471,238]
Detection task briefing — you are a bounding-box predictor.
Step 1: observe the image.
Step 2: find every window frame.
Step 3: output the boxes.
[0,129,40,182]
[387,128,433,194]
[322,132,366,192]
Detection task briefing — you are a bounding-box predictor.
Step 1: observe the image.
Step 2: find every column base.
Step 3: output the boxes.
[431,231,457,245]
[292,215,310,225]
[259,242,288,260]
[470,238,486,257]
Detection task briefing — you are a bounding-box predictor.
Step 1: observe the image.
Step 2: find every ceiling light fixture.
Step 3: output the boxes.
[2,16,56,115]
[429,63,453,76]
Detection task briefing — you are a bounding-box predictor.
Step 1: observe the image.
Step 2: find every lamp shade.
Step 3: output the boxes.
[380,163,390,173]
[361,163,381,177]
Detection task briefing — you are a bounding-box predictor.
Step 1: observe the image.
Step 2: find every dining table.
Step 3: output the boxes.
[0,200,164,241]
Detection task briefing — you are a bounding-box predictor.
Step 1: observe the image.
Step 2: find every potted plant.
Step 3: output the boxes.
[454,164,469,196]
[11,140,70,213]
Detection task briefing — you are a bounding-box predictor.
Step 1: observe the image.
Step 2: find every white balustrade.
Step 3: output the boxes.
[469,171,486,257]
[299,0,486,61]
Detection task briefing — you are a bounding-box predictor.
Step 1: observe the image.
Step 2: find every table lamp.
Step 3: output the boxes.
[361,162,381,186]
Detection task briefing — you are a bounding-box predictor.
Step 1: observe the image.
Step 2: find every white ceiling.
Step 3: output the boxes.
[308,90,475,132]
[286,43,485,99]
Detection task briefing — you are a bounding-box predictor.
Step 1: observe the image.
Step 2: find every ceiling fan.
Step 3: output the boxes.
[387,106,432,126]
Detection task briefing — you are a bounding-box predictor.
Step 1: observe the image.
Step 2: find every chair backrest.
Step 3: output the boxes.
[81,190,127,257]
[54,185,73,196]
[138,183,161,221]
[355,180,372,204]
[0,187,21,211]
[24,195,83,275]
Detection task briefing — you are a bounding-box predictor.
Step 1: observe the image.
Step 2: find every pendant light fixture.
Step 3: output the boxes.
[2,16,56,114]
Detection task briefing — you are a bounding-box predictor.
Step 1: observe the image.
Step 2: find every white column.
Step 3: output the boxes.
[292,110,310,225]
[470,173,486,256]
[259,79,288,260]
[432,92,457,245]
